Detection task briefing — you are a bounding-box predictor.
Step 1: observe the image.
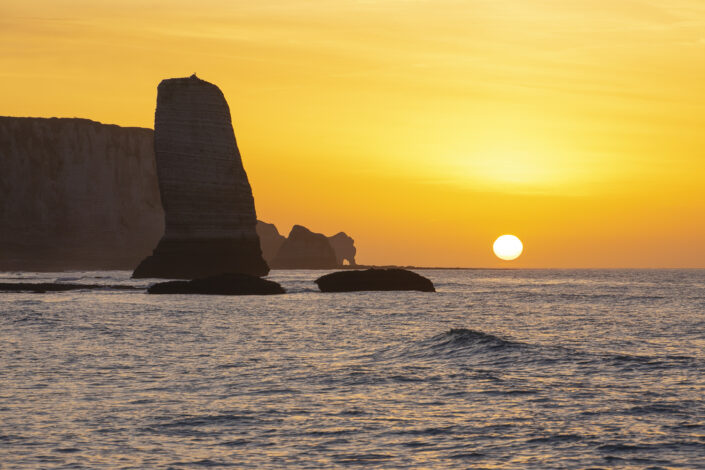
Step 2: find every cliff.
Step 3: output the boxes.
[133,75,268,278]
[256,221,286,265]
[0,115,358,272]
[0,117,163,270]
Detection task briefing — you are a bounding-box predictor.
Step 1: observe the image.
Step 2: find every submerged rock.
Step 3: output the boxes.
[271,225,337,269]
[315,268,435,292]
[147,273,284,295]
[133,75,268,279]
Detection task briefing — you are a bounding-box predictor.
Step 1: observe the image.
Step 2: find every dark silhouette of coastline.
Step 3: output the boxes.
[0,114,361,273]
[257,221,357,268]
[271,225,337,269]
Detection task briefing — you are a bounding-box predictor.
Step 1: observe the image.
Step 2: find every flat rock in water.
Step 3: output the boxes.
[315,268,435,293]
[147,273,285,295]
[0,283,141,293]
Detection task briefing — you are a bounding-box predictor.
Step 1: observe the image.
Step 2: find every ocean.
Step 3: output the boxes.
[1,269,704,468]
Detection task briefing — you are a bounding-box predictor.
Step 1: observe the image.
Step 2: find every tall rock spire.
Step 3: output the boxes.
[132,75,268,278]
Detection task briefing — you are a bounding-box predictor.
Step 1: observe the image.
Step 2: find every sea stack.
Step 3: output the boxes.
[132,75,268,278]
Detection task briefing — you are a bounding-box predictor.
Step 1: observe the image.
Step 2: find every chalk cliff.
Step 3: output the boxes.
[271,225,338,269]
[0,117,163,270]
[0,115,357,272]
[133,75,268,278]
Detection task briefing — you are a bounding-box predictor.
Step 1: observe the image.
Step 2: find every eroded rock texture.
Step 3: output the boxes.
[271,225,337,269]
[133,75,268,279]
[0,117,163,270]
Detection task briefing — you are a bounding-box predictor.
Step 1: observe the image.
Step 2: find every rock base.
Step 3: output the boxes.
[133,238,269,279]
[148,273,284,295]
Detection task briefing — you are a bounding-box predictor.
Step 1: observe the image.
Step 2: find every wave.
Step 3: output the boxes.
[427,328,523,351]
[372,329,704,376]
[373,328,528,363]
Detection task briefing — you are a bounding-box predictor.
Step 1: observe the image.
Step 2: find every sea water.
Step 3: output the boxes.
[1,269,704,468]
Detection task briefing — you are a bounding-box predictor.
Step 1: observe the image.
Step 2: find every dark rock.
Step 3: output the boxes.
[133,75,268,279]
[147,273,285,295]
[271,225,337,269]
[0,283,141,293]
[315,268,435,292]
[328,232,357,266]
[258,221,358,268]
[256,221,286,265]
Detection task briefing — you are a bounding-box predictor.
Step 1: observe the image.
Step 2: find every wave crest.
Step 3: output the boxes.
[374,328,526,362]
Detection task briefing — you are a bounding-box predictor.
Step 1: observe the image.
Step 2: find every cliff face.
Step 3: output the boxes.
[133,75,268,278]
[271,225,338,269]
[0,117,163,270]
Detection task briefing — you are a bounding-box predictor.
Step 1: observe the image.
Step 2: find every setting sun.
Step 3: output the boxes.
[2,1,705,468]
[493,235,523,261]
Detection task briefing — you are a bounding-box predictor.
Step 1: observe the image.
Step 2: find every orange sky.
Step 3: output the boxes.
[2,0,704,267]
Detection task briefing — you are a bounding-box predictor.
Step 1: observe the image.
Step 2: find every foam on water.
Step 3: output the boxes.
[1,269,705,468]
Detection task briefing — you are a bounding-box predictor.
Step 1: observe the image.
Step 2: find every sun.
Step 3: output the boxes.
[493,235,523,261]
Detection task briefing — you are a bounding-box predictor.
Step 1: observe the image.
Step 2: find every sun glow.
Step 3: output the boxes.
[493,235,523,261]
[1,0,704,267]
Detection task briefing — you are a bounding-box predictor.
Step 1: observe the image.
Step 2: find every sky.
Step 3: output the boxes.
[2,0,704,267]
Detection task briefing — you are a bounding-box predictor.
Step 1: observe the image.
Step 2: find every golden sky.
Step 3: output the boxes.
[2,0,704,267]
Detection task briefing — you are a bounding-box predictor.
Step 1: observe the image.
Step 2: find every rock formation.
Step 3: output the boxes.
[258,221,358,268]
[133,75,268,279]
[328,232,357,266]
[0,113,358,272]
[256,221,286,265]
[147,273,284,295]
[0,117,163,271]
[271,225,338,269]
[315,268,435,292]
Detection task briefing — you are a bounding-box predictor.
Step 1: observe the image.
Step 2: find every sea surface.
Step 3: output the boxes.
[1,269,705,469]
